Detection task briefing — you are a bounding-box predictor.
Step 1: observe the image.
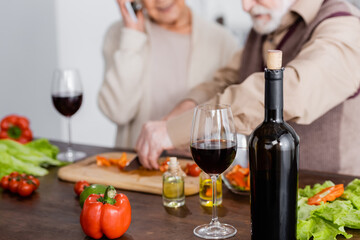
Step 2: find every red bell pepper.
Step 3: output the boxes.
[80,186,131,239]
[0,114,33,143]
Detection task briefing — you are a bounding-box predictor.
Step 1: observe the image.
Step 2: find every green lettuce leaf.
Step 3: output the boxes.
[343,179,360,210]
[297,217,352,240]
[0,151,48,177]
[26,138,59,159]
[297,180,360,240]
[299,181,335,198]
[298,197,319,221]
[312,200,355,226]
[311,217,352,240]
[0,139,64,167]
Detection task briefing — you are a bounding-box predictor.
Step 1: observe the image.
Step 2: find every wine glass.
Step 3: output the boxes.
[51,69,86,162]
[190,104,237,239]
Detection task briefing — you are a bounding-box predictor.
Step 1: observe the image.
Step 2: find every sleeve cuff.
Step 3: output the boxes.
[166,109,195,148]
[184,89,211,104]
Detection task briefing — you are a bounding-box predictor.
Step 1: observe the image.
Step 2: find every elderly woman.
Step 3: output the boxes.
[98,0,238,148]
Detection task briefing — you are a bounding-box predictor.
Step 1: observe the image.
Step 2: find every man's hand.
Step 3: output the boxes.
[135,121,174,169]
[117,0,145,32]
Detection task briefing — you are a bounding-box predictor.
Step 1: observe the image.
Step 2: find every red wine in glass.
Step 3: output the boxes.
[51,69,86,162]
[190,139,236,174]
[190,104,237,239]
[52,92,83,117]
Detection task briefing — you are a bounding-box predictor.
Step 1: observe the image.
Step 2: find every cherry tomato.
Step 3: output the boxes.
[20,173,28,178]
[17,180,35,197]
[10,172,19,177]
[28,175,40,189]
[74,180,90,196]
[9,177,20,193]
[185,163,201,177]
[0,175,10,190]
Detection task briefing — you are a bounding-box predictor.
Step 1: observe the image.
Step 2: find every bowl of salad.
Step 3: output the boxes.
[222,134,250,195]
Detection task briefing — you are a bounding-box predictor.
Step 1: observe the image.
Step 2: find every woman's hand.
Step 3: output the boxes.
[117,0,145,32]
[135,121,174,169]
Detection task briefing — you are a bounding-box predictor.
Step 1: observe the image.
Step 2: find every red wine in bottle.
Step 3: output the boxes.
[248,50,299,240]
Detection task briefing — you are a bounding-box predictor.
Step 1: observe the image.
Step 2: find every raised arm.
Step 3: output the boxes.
[98,20,147,126]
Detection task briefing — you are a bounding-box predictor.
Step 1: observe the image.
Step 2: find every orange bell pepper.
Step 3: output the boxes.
[307,184,344,205]
[80,186,131,239]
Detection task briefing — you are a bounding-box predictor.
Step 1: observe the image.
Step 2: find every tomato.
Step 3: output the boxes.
[9,177,20,193]
[10,172,19,177]
[185,163,201,177]
[74,180,90,196]
[0,175,10,189]
[20,173,28,178]
[18,180,35,197]
[28,175,40,189]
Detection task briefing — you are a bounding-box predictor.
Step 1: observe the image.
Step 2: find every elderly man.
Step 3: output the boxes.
[136,0,360,176]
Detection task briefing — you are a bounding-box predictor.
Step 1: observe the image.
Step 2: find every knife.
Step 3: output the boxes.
[124,156,142,171]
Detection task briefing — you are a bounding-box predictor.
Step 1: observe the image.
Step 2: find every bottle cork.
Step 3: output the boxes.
[169,157,178,170]
[267,50,282,70]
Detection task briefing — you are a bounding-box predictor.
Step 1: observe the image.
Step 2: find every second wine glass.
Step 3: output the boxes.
[190,104,237,239]
[51,69,86,162]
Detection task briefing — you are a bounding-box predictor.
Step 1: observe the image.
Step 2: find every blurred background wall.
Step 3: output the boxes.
[1,0,357,148]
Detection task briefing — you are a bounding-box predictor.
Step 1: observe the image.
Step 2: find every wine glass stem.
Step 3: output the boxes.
[211,175,219,225]
[67,117,72,153]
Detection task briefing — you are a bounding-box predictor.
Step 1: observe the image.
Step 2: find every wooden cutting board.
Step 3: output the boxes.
[58,152,199,196]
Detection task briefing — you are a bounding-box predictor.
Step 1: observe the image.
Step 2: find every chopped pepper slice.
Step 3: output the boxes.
[307,184,344,205]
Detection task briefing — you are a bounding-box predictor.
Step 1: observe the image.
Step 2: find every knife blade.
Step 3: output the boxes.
[124,156,142,171]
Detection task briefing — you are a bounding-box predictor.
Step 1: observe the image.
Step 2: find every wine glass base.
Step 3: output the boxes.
[194,223,237,239]
[57,151,86,162]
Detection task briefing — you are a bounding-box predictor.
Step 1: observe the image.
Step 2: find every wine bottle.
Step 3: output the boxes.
[248,50,299,240]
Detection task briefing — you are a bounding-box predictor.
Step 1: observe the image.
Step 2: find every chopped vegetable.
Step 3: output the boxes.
[96,153,129,170]
[184,163,201,177]
[308,184,344,205]
[225,165,250,191]
[0,115,33,143]
[74,180,90,196]
[159,157,170,172]
[80,186,131,239]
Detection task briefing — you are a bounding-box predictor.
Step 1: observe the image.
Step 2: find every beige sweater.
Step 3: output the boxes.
[98,13,238,148]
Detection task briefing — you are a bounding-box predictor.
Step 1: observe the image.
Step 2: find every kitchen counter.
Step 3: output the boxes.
[0,141,359,240]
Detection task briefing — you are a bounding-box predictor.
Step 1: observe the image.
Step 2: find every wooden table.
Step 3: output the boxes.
[0,141,359,240]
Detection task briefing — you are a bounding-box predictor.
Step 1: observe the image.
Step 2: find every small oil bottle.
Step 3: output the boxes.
[162,157,185,207]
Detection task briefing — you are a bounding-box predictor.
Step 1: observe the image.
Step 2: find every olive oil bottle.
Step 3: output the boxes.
[162,157,185,207]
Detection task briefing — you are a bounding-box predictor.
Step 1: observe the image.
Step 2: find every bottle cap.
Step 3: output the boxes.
[169,157,178,170]
[267,50,282,70]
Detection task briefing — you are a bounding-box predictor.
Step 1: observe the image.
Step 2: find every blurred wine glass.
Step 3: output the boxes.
[51,69,86,162]
[190,104,237,239]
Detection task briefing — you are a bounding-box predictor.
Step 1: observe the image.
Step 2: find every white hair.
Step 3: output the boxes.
[250,0,295,35]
